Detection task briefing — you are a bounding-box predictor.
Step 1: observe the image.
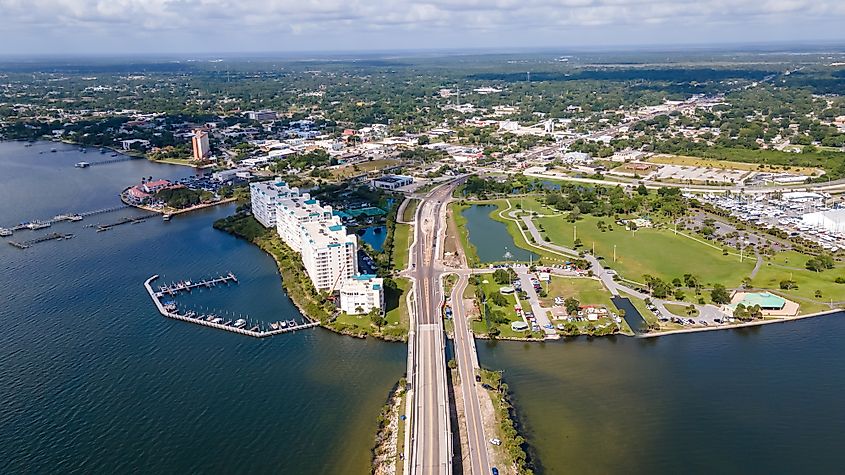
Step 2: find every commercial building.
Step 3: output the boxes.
[339,274,384,315]
[371,174,413,190]
[191,129,211,160]
[802,209,845,233]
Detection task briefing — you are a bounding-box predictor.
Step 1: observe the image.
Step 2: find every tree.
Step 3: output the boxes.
[710,284,731,305]
[806,254,835,272]
[636,183,648,196]
[370,312,387,330]
[564,297,580,316]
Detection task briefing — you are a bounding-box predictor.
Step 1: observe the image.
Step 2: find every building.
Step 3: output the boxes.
[299,221,358,291]
[275,195,334,252]
[249,179,301,228]
[802,209,845,233]
[339,274,385,315]
[121,139,150,151]
[246,110,277,121]
[191,129,211,160]
[371,175,413,190]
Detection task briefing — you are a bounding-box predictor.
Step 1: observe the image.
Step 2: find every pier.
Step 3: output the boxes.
[74,156,143,168]
[156,272,238,296]
[144,275,319,338]
[97,213,156,231]
[2,205,130,236]
[9,233,74,249]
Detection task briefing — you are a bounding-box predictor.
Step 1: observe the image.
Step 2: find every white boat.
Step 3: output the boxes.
[27,221,51,230]
[233,319,247,328]
[0,228,11,237]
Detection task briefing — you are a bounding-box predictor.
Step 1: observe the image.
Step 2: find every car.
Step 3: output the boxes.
[492,468,499,475]
[475,374,482,383]
[489,438,501,446]
[544,324,553,329]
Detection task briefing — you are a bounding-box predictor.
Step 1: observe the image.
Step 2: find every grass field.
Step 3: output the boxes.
[540,276,615,309]
[647,154,822,175]
[536,214,754,287]
[665,303,699,318]
[330,159,400,179]
[392,223,411,271]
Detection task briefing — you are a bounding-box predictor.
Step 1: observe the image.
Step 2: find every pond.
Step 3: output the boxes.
[461,204,538,263]
[358,225,387,251]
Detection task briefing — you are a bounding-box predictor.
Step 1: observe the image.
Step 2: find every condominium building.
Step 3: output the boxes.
[339,274,385,315]
[249,178,381,305]
[275,195,334,253]
[300,221,358,291]
[192,129,211,160]
[249,179,300,228]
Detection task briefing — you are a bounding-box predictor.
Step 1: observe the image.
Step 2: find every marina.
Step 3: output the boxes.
[8,232,74,249]
[144,275,319,338]
[3,204,130,236]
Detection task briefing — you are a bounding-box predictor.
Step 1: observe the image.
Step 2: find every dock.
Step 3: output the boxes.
[9,232,74,249]
[156,272,238,296]
[74,156,143,167]
[2,205,130,236]
[144,275,320,338]
[97,213,155,231]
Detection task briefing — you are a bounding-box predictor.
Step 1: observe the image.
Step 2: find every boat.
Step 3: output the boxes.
[0,228,11,237]
[75,161,90,168]
[50,148,57,153]
[233,319,247,328]
[162,214,172,221]
[26,221,51,230]
[280,321,288,328]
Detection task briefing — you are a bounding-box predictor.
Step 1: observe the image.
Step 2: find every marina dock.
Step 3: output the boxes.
[156,272,238,296]
[97,213,156,231]
[144,275,319,338]
[2,204,130,236]
[9,232,74,249]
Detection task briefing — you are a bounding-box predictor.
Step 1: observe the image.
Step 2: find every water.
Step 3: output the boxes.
[612,296,647,334]
[462,204,538,263]
[0,142,406,473]
[478,315,845,474]
[358,226,387,251]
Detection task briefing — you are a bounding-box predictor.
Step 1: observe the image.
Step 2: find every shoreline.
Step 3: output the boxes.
[638,308,844,338]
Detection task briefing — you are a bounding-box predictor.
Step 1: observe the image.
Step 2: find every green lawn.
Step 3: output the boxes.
[541,276,615,309]
[392,223,411,271]
[334,277,410,339]
[536,214,754,287]
[665,303,699,318]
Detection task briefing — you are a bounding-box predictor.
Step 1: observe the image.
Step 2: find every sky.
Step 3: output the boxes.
[1,0,845,55]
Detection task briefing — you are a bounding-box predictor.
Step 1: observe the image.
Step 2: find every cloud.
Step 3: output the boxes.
[0,0,843,54]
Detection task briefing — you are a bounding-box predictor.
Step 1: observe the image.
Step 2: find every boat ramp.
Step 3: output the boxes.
[144,275,320,338]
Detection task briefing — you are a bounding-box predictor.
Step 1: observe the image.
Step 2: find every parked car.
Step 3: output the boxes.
[489,438,501,446]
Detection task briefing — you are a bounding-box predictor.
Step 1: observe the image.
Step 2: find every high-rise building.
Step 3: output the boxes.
[191,129,210,160]
[249,179,300,228]
[249,178,379,305]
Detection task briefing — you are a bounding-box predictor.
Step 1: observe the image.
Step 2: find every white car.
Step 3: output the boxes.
[489,438,502,446]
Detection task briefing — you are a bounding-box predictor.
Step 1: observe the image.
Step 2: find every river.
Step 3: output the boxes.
[0,141,406,473]
[479,315,845,474]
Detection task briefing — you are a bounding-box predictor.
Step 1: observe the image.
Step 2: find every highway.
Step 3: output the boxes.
[409,181,456,475]
[450,273,492,475]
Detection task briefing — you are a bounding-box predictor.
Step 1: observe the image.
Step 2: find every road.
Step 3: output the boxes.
[450,273,492,475]
[409,181,458,475]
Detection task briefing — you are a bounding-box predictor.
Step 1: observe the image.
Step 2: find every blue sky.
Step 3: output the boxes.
[1,0,844,55]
